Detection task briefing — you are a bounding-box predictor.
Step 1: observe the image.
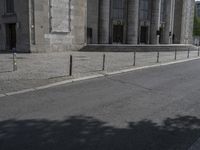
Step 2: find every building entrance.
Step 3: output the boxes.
[6,23,16,50]
[113,24,124,44]
[140,26,148,44]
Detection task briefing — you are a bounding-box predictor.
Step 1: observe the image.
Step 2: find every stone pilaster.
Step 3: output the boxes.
[127,0,139,44]
[150,0,161,44]
[98,0,110,44]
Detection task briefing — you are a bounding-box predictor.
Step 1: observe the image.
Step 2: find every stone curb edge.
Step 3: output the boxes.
[0,57,200,98]
[188,137,200,150]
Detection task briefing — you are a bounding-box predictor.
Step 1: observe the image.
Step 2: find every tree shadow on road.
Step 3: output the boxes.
[1,115,200,150]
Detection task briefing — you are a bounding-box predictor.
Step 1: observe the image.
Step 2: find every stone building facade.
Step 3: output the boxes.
[0,0,195,53]
[0,0,87,52]
[195,1,200,17]
[193,1,200,46]
[87,0,195,45]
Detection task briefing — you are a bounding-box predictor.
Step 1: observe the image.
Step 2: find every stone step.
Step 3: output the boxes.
[80,44,198,52]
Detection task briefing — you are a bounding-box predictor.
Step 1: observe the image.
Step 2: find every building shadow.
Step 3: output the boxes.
[0,115,200,150]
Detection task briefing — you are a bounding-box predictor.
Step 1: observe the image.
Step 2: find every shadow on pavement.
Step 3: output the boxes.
[0,115,200,150]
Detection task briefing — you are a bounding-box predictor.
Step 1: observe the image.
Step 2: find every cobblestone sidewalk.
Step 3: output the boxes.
[0,51,199,94]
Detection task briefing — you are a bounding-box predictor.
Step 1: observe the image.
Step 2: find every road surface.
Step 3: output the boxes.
[1,59,200,150]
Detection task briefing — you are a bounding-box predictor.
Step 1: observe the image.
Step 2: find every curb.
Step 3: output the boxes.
[188,137,200,150]
[0,57,200,98]
[106,57,200,75]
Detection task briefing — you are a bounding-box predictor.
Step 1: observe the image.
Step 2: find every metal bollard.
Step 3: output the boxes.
[69,55,73,76]
[133,51,136,66]
[156,51,160,63]
[13,52,17,71]
[175,49,177,60]
[187,48,190,58]
[102,54,106,71]
[198,47,200,57]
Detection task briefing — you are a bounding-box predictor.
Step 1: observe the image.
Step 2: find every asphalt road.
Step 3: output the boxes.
[1,59,200,150]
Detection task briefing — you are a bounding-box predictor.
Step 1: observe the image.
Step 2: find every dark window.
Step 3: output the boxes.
[197,4,200,17]
[160,0,166,23]
[6,0,14,13]
[112,0,124,19]
[139,0,149,20]
[113,25,123,43]
[6,23,16,50]
[87,28,93,44]
[140,26,148,44]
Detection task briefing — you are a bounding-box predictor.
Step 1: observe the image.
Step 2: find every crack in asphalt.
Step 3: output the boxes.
[104,75,153,91]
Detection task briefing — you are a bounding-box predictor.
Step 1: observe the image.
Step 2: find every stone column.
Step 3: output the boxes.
[188,0,195,44]
[150,0,161,44]
[127,0,139,44]
[98,0,110,44]
[180,0,195,44]
[163,0,175,44]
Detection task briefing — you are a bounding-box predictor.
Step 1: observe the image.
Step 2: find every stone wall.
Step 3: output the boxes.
[87,0,99,44]
[30,0,87,53]
[0,0,5,51]
[0,0,196,53]
[0,0,30,52]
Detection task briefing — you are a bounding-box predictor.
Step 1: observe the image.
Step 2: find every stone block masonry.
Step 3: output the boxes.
[0,0,87,53]
[30,0,87,52]
[0,0,196,53]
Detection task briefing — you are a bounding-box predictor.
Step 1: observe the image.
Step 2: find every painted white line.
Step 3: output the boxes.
[35,74,104,90]
[71,74,104,82]
[5,88,35,96]
[0,94,6,98]
[35,80,73,90]
[0,57,200,98]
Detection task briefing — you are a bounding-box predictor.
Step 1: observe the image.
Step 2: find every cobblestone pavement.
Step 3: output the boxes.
[0,50,199,94]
